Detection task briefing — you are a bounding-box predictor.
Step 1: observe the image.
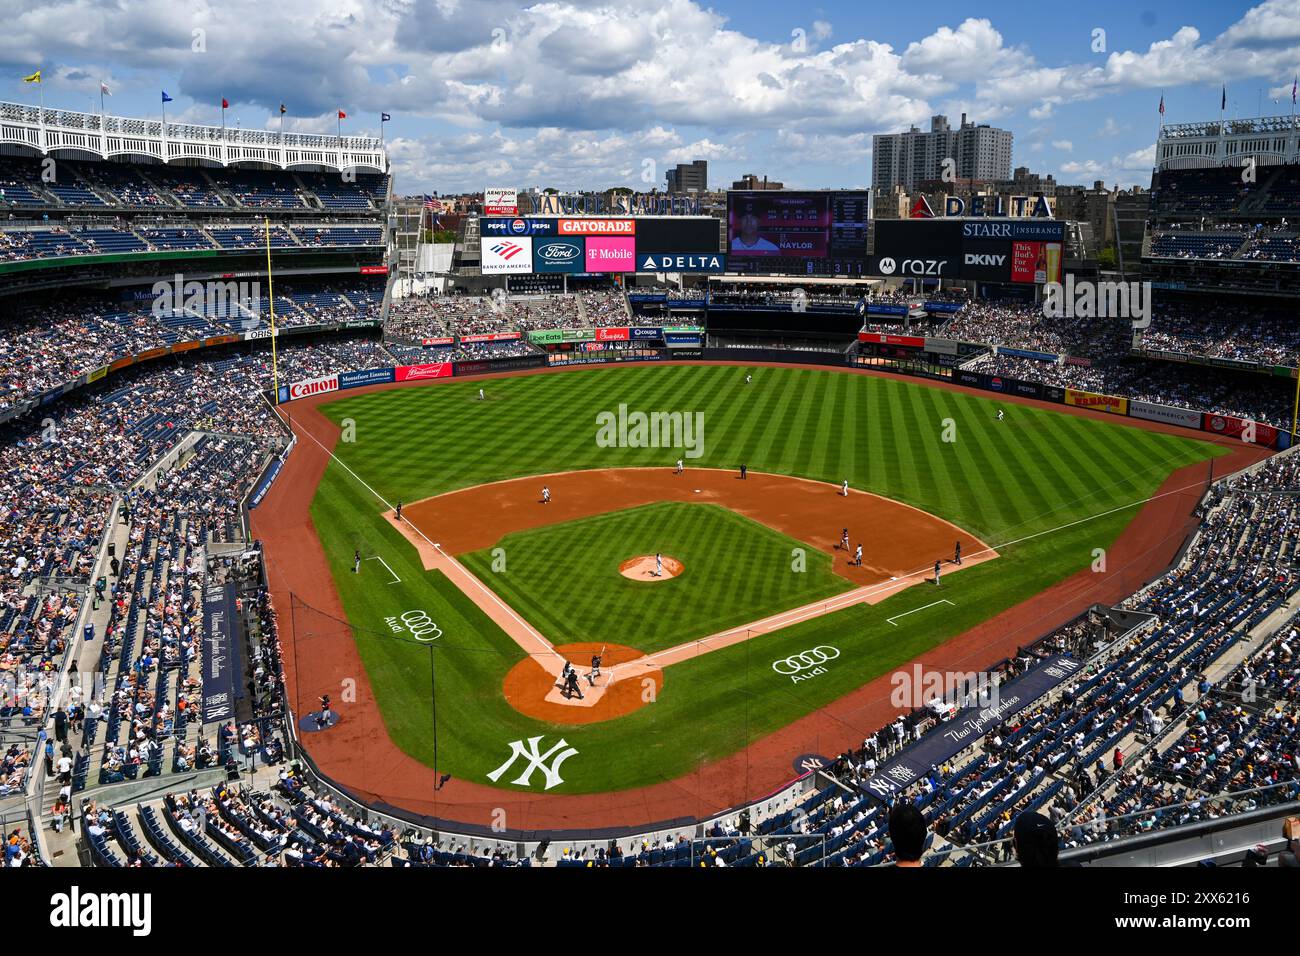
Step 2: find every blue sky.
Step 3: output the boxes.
[2,0,1297,194]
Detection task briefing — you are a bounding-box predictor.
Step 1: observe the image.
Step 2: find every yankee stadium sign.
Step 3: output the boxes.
[534,192,703,216]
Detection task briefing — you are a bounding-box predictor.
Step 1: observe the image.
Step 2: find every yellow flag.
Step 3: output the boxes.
[22,70,40,83]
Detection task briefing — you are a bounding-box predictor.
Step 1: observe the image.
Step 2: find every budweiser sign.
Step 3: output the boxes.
[396,363,454,382]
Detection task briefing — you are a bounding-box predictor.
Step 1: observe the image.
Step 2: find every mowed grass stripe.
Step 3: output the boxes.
[914,385,998,536]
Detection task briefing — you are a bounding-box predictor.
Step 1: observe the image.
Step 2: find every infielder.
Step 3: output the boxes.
[841,479,849,497]
[541,485,551,504]
[839,528,849,551]
[954,540,962,565]
[675,459,684,475]
[854,544,863,567]
[934,559,942,586]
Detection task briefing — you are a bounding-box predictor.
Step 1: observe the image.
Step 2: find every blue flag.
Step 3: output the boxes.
[381,112,391,122]
[161,91,174,104]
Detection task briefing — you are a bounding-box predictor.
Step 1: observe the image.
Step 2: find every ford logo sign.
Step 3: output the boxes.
[538,243,579,261]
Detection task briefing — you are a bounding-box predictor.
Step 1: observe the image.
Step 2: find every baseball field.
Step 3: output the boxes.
[257,361,1234,812]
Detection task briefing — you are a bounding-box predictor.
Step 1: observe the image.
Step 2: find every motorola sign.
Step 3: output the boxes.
[873,256,949,276]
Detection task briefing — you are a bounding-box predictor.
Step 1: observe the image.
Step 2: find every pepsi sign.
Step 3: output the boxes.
[482,217,557,237]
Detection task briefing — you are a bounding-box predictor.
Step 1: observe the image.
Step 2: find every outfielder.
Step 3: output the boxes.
[996,408,1005,421]
[479,388,486,401]
[745,373,752,385]
[352,549,361,574]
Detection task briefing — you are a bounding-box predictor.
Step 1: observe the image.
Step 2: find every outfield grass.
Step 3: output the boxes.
[459,501,850,653]
[307,363,1225,793]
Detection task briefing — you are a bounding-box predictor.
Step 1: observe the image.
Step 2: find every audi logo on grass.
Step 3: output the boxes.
[384,609,442,642]
[772,646,840,682]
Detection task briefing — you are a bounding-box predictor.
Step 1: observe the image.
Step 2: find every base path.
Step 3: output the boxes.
[250,360,1272,836]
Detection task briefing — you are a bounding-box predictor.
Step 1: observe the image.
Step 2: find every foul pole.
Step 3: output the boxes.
[264,216,280,401]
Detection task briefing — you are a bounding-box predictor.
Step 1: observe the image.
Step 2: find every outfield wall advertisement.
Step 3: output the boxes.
[1064,388,1128,415]
[1129,400,1203,429]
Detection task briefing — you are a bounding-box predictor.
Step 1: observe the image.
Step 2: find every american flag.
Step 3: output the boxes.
[423,195,446,213]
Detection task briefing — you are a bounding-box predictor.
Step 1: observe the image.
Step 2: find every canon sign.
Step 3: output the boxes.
[289,374,339,399]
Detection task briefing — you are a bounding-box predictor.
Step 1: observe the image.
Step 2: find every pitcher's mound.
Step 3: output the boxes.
[502,643,663,725]
[619,554,683,581]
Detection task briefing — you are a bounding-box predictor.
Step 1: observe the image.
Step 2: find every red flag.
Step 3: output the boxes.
[222,98,229,109]
[1158,94,1165,116]
[337,110,346,119]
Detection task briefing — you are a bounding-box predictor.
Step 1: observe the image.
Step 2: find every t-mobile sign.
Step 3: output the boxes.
[585,236,636,273]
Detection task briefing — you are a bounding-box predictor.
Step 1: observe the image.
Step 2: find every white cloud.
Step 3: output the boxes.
[1051,139,1073,151]
[4,0,1300,190]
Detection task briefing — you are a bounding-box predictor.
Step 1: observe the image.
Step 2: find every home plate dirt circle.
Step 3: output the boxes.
[619,554,684,581]
[502,643,663,725]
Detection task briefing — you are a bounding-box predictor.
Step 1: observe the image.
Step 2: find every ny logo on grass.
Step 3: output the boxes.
[595,404,705,458]
[487,736,578,790]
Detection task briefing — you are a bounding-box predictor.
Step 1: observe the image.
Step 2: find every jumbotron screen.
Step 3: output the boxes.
[726,190,870,277]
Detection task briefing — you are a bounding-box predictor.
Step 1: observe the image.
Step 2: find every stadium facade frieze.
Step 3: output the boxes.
[532,192,704,216]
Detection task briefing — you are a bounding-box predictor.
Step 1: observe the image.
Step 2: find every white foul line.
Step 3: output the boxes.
[886,599,954,627]
[365,555,401,585]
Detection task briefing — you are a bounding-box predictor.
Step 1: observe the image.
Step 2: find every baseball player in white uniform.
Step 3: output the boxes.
[841,479,849,497]
[675,459,684,475]
[541,485,551,504]
[479,388,486,401]
[654,552,663,577]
